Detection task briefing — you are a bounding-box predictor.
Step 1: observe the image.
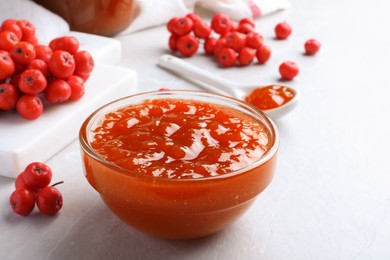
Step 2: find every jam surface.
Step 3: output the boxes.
[245,85,295,110]
[90,99,271,179]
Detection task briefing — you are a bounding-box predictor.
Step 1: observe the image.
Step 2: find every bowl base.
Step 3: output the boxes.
[101,195,256,240]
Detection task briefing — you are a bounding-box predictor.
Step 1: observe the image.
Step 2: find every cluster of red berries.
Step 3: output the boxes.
[10,162,63,216]
[166,13,321,80]
[0,19,95,120]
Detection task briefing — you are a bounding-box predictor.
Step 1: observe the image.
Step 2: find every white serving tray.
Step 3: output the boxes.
[0,32,137,178]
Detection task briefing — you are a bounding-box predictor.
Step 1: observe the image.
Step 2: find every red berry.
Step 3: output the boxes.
[213,38,227,57]
[67,75,85,101]
[176,34,199,57]
[0,50,15,80]
[44,79,72,103]
[168,34,178,51]
[27,59,50,77]
[224,31,246,51]
[245,32,264,49]
[193,22,212,39]
[0,83,19,110]
[16,95,43,120]
[204,37,217,55]
[256,45,271,64]
[23,34,38,46]
[279,61,299,80]
[186,13,202,24]
[74,50,94,76]
[211,13,232,35]
[305,39,321,55]
[275,22,292,40]
[0,30,19,52]
[10,41,36,66]
[238,47,256,66]
[15,172,29,190]
[10,188,36,216]
[239,17,255,28]
[17,19,36,40]
[217,47,237,67]
[49,36,79,55]
[14,172,40,192]
[172,17,193,36]
[1,19,22,41]
[48,50,75,79]
[23,162,52,189]
[36,185,63,215]
[237,23,254,35]
[35,45,52,63]
[13,64,25,75]
[167,17,179,33]
[10,73,21,89]
[18,69,47,94]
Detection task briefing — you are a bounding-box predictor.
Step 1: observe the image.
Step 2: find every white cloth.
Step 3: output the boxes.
[0,0,289,38]
[120,0,290,34]
[0,0,69,43]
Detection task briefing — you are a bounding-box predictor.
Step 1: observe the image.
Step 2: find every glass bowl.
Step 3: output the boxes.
[79,90,279,239]
[33,0,138,36]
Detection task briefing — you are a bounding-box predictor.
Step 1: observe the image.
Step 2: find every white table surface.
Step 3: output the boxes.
[1,0,390,259]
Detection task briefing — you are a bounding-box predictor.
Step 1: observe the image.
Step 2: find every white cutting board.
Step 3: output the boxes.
[0,32,137,178]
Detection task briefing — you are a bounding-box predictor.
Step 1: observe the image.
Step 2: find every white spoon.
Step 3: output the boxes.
[158,54,300,120]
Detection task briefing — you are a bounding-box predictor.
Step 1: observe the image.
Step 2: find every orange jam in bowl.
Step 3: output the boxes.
[79,90,279,239]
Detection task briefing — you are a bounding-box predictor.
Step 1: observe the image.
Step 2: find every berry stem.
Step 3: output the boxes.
[51,181,64,187]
